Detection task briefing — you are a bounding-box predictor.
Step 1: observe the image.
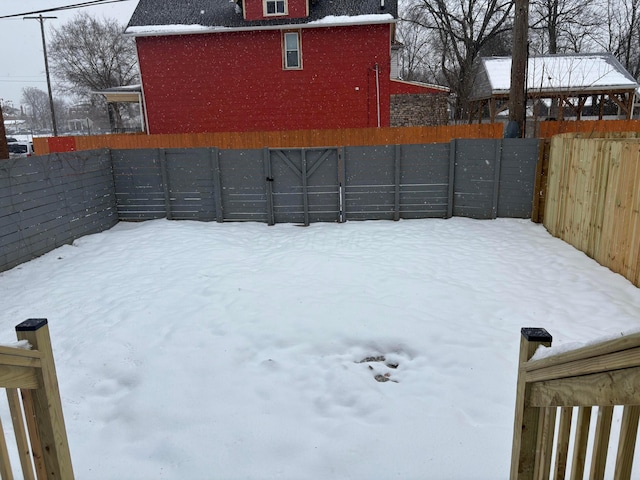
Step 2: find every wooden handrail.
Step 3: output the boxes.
[524,331,640,372]
[511,328,640,480]
[0,319,74,480]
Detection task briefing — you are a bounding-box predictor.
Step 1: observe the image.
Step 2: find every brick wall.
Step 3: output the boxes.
[390,94,449,127]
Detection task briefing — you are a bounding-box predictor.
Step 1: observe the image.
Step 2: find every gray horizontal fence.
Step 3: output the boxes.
[0,138,539,272]
[111,139,540,224]
[0,150,118,272]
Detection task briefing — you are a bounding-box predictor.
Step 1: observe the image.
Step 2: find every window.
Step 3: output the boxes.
[283,31,301,69]
[265,0,286,15]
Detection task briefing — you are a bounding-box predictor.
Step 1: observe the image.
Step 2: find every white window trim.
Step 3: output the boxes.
[264,0,287,16]
[283,31,302,70]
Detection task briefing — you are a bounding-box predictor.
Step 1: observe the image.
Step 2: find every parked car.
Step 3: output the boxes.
[8,141,34,158]
[6,137,17,143]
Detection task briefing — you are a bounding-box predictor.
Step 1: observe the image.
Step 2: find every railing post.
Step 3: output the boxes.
[510,328,553,480]
[15,319,74,480]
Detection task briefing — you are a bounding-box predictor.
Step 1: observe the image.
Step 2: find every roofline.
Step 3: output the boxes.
[470,86,639,102]
[390,78,450,93]
[124,17,397,37]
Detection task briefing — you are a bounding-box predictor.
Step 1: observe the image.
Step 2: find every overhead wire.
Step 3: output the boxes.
[0,0,132,20]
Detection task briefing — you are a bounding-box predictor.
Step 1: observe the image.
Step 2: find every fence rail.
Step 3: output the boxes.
[32,124,504,155]
[0,319,74,479]
[539,119,640,138]
[511,328,640,479]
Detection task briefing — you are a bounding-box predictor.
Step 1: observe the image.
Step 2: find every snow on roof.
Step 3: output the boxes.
[476,53,638,98]
[127,14,394,36]
[125,0,397,36]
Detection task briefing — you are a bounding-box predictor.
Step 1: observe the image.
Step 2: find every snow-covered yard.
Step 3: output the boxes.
[0,218,639,479]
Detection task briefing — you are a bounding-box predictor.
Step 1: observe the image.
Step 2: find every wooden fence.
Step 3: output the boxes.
[511,328,640,479]
[0,319,73,479]
[32,124,504,155]
[543,133,640,287]
[539,119,640,138]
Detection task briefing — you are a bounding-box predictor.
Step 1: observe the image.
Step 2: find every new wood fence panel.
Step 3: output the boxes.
[33,124,504,155]
[545,135,640,287]
[539,119,640,138]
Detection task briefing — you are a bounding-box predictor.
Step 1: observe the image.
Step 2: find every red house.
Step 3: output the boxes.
[125,0,448,134]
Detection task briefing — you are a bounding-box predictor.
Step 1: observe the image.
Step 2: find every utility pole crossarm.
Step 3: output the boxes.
[24,15,58,137]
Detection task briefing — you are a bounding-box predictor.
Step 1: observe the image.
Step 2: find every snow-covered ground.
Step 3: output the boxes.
[0,218,639,479]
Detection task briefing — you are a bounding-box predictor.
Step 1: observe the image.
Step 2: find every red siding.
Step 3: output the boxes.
[390,79,449,95]
[136,24,392,134]
[243,0,308,21]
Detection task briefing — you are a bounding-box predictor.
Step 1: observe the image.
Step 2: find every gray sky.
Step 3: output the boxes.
[0,0,139,108]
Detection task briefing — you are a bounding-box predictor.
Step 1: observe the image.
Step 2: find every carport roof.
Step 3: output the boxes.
[471,53,639,101]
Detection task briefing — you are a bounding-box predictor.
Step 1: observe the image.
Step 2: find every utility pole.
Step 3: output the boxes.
[24,15,58,137]
[508,0,529,138]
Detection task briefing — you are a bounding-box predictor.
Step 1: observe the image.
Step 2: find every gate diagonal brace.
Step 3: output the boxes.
[274,150,302,179]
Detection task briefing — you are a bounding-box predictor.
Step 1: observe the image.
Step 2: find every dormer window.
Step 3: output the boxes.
[265,0,286,15]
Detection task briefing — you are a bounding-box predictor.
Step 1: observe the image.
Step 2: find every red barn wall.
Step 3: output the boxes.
[136,24,391,134]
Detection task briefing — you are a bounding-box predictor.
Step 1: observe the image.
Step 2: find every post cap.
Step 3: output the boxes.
[521,327,552,342]
[16,319,48,332]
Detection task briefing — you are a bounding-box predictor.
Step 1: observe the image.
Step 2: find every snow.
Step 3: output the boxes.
[483,54,639,94]
[307,14,395,25]
[125,24,230,35]
[125,14,395,36]
[1,217,639,479]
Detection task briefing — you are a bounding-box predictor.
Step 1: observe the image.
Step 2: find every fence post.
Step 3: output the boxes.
[15,319,74,480]
[394,144,401,221]
[159,148,172,220]
[510,327,552,480]
[447,139,456,218]
[491,140,502,219]
[209,147,224,223]
[263,148,275,226]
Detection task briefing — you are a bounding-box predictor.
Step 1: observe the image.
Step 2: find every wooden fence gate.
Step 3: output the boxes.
[266,148,342,225]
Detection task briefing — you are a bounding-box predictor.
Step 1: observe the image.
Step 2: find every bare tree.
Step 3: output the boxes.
[396,10,439,83]
[48,12,138,96]
[47,12,139,129]
[529,0,602,54]
[404,0,515,119]
[604,0,640,78]
[21,87,51,131]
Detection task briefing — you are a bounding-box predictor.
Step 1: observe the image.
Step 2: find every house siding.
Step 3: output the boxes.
[136,24,392,134]
[243,0,309,20]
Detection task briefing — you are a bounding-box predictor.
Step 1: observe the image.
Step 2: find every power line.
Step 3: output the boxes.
[0,0,132,20]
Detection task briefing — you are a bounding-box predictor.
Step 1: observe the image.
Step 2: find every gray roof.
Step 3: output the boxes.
[126,0,397,33]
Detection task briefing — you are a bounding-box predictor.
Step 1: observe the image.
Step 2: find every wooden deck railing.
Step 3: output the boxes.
[511,328,640,479]
[0,319,74,479]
